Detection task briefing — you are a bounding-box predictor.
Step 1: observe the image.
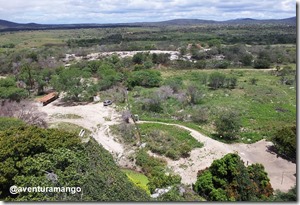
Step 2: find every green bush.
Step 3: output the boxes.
[208,72,226,89]
[214,110,241,140]
[271,125,296,161]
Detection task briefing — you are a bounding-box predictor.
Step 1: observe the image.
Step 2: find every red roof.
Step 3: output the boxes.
[38,92,58,103]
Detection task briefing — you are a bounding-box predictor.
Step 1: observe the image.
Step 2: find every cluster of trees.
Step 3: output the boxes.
[193,153,273,201]
[127,70,162,89]
[0,123,150,201]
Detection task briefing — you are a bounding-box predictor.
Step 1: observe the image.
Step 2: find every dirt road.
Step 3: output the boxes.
[139,121,296,192]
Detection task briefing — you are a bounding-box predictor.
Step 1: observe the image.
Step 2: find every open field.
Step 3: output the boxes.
[129,68,296,143]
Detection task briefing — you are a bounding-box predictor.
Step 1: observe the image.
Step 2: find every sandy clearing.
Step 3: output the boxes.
[64,50,182,62]
[139,121,296,192]
[37,100,125,156]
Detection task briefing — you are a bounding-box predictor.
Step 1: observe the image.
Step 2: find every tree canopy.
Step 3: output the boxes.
[0,125,149,201]
[193,153,273,201]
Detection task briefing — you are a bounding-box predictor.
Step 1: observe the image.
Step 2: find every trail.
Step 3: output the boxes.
[138,121,296,192]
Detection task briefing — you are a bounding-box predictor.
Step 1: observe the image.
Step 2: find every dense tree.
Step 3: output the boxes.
[152,53,170,65]
[193,153,273,201]
[241,54,253,66]
[132,52,146,64]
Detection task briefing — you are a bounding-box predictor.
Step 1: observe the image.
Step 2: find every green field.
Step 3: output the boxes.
[129,68,296,143]
[122,169,150,195]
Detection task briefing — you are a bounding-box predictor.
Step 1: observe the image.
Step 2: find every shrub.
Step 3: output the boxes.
[271,125,296,161]
[208,72,226,90]
[214,110,241,140]
[163,77,183,93]
[253,59,271,69]
[190,106,209,123]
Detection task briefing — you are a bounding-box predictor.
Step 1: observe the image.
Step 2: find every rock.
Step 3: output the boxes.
[140,143,147,148]
[150,193,160,198]
[179,186,186,196]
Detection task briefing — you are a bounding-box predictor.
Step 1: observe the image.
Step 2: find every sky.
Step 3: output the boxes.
[0,0,296,24]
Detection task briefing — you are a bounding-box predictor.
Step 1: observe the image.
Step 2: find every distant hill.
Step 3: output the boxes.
[0,16,296,32]
[224,16,296,25]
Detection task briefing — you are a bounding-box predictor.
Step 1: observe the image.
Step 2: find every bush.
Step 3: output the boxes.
[163,77,183,93]
[208,72,226,90]
[271,125,296,161]
[214,110,241,140]
[224,76,237,89]
[190,106,209,123]
[253,59,271,69]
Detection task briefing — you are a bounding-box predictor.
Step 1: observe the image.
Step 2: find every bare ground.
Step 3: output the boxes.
[38,100,296,192]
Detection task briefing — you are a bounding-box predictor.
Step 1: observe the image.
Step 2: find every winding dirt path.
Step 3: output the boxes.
[138,121,296,192]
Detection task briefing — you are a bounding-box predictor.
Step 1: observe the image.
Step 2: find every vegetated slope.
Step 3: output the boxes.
[0,122,149,201]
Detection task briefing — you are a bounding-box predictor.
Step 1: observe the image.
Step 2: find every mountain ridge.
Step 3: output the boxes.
[0,16,296,31]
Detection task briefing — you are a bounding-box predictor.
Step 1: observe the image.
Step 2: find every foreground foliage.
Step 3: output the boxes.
[193,153,273,201]
[0,125,149,201]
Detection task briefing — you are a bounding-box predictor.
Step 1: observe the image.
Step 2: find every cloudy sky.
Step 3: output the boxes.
[0,0,296,24]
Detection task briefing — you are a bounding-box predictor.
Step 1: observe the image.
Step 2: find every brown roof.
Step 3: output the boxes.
[38,92,58,103]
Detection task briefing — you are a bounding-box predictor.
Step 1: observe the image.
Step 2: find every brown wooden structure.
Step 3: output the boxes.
[38,92,58,106]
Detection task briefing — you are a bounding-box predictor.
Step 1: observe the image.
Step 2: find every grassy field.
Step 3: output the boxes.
[129,68,296,143]
[122,169,150,195]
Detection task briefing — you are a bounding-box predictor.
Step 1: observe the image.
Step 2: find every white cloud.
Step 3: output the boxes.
[0,0,295,23]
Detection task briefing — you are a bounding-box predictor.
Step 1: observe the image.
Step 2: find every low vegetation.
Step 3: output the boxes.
[139,123,203,160]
